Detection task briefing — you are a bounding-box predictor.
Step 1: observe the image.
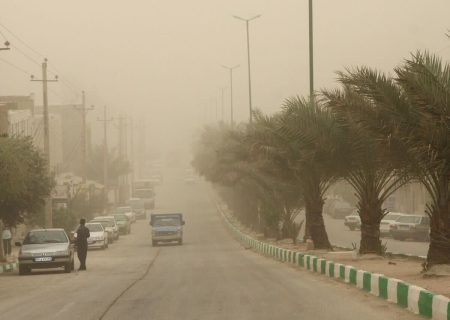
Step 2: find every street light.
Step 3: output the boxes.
[308,0,314,101]
[233,14,261,123]
[221,64,239,126]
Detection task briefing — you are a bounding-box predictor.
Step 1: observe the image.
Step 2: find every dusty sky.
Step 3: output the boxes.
[0,0,449,154]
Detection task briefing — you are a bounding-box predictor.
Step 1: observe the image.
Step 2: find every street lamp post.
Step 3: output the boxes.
[221,65,239,126]
[233,14,261,123]
[308,0,314,101]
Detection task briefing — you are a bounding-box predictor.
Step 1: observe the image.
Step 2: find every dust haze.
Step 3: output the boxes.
[0,0,449,155]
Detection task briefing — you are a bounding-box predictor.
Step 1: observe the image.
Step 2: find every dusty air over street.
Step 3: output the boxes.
[0,1,449,320]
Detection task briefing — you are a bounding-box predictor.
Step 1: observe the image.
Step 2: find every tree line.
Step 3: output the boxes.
[192,51,450,270]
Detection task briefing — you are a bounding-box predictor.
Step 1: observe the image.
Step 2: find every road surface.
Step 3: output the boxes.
[0,168,420,320]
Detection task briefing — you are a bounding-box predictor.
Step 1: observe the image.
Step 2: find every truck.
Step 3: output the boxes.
[150,213,185,246]
[132,180,155,210]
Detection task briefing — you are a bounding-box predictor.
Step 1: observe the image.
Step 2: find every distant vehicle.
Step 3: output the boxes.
[112,213,131,234]
[92,216,120,240]
[114,206,136,223]
[126,198,146,219]
[133,179,154,190]
[344,212,361,231]
[16,229,75,275]
[390,215,430,241]
[380,212,406,237]
[133,188,155,210]
[73,223,108,249]
[150,213,185,246]
[329,201,354,219]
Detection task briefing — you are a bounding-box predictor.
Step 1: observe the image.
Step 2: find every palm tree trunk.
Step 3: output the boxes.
[359,198,383,255]
[305,197,332,249]
[426,177,450,268]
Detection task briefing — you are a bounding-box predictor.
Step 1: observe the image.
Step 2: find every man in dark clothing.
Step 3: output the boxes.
[76,218,90,271]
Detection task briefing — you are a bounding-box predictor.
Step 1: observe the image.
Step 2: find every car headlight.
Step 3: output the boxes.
[19,251,33,258]
[54,250,70,256]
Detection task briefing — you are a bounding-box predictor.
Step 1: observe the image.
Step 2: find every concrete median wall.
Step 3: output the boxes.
[220,207,450,320]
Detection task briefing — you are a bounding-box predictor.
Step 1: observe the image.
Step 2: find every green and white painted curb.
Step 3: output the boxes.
[219,207,450,320]
[0,261,18,274]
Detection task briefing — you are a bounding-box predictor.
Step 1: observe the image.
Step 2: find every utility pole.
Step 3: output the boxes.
[221,64,239,126]
[219,87,226,123]
[74,91,94,183]
[31,58,58,228]
[0,41,10,51]
[116,114,128,204]
[309,0,314,101]
[97,106,113,209]
[234,14,261,123]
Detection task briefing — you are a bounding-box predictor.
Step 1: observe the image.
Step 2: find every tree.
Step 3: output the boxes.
[337,51,450,269]
[323,86,411,254]
[0,136,53,262]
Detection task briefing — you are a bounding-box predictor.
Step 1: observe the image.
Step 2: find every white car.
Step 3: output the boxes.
[85,223,108,249]
[92,216,120,240]
[380,212,406,237]
[115,206,136,223]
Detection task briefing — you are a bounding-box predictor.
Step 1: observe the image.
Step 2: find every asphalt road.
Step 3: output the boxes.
[0,168,421,320]
[323,215,429,257]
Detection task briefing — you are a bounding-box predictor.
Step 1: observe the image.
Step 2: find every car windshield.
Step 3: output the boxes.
[396,215,422,224]
[23,230,68,244]
[95,220,115,228]
[153,218,181,227]
[113,214,128,221]
[86,224,103,232]
[127,199,144,209]
[115,207,132,214]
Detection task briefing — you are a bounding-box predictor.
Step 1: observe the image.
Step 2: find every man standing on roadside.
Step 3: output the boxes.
[2,225,12,257]
[75,218,90,271]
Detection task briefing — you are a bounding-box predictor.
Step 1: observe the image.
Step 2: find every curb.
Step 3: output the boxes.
[0,261,18,274]
[219,206,450,320]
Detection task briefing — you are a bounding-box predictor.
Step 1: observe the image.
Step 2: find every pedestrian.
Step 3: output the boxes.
[75,218,90,271]
[2,225,12,256]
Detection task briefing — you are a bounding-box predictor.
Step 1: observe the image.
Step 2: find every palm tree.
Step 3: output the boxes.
[337,51,450,269]
[249,98,347,249]
[323,86,411,254]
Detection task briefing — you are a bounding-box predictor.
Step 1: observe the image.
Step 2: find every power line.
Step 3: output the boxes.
[0,56,32,75]
[0,21,46,59]
[10,44,42,67]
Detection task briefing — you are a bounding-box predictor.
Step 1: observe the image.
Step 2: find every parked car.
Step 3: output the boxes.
[380,212,406,237]
[16,228,75,275]
[390,214,430,241]
[90,220,115,243]
[114,206,136,223]
[92,216,120,240]
[73,223,108,249]
[344,212,361,230]
[112,213,131,234]
[126,198,146,220]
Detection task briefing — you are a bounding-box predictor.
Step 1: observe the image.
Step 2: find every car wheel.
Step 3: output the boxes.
[18,265,30,275]
[64,262,72,273]
[349,226,355,231]
[152,240,157,246]
[178,239,183,245]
